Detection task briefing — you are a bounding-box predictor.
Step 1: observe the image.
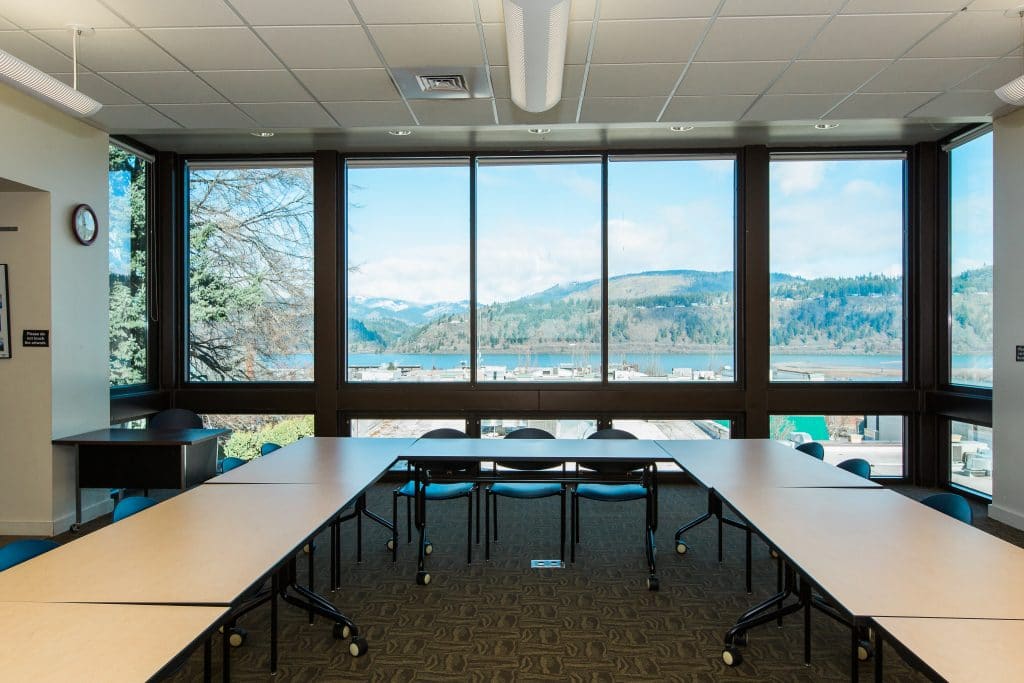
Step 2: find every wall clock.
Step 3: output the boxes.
[72,204,98,246]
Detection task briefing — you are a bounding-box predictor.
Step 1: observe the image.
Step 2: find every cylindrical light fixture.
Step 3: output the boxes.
[0,48,102,117]
[996,74,1024,106]
[503,0,571,113]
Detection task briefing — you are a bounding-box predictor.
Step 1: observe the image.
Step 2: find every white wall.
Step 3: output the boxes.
[0,82,110,535]
[991,107,1024,530]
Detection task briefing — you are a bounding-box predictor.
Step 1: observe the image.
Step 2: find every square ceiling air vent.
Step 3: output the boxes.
[391,66,492,100]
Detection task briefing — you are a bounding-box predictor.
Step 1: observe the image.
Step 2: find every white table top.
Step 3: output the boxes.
[0,483,360,605]
[0,602,225,683]
[209,436,408,484]
[658,438,881,489]
[874,616,1024,682]
[715,485,1024,620]
[402,437,672,462]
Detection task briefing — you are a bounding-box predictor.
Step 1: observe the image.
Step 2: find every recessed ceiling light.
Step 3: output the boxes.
[669,125,694,132]
[388,129,413,136]
[250,130,274,138]
[528,127,551,134]
[814,122,840,130]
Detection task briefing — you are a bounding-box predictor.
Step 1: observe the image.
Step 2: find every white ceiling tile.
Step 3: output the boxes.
[52,73,138,104]
[580,96,665,123]
[100,0,242,27]
[478,0,597,23]
[697,16,829,61]
[584,63,683,97]
[802,13,948,60]
[721,0,843,16]
[236,102,336,127]
[369,24,482,66]
[592,19,706,63]
[906,10,1023,59]
[663,94,758,121]
[293,68,399,101]
[354,0,477,24]
[0,30,74,72]
[495,98,578,124]
[828,92,940,118]
[678,61,788,95]
[0,17,13,29]
[321,100,414,127]
[862,58,994,93]
[769,59,888,94]
[88,104,180,129]
[103,71,225,104]
[145,27,281,70]
[743,92,846,120]
[844,0,965,12]
[599,0,720,19]
[153,103,255,128]
[969,0,1024,8]
[483,21,592,66]
[410,99,496,125]
[229,0,357,25]
[490,64,584,99]
[953,56,1024,91]
[0,0,126,29]
[256,26,382,69]
[908,90,1006,118]
[197,70,313,102]
[33,28,183,71]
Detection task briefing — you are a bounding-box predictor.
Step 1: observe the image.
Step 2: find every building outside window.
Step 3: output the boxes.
[771,414,904,477]
[951,421,992,497]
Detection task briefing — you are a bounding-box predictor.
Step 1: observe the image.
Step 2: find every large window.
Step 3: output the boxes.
[949,132,993,388]
[108,144,150,386]
[187,162,314,382]
[771,414,904,477]
[476,157,602,382]
[607,156,736,382]
[769,155,906,382]
[345,159,471,382]
[951,421,992,497]
[481,419,597,439]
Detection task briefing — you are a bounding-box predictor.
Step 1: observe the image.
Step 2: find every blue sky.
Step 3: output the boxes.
[108,168,132,275]
[949,132,994,276]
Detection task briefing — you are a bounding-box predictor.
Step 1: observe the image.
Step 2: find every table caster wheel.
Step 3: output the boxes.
[646,575,660,591]
[424,542,433,556]
[857,640,874,661]
[676,542,687,555]
[349,636,368,657]
[386,538,395,551]
[722,647,742,667]
[333,623,351,640]
[70,523,81,533]
[416,571,431,586]
[227,626,247,648]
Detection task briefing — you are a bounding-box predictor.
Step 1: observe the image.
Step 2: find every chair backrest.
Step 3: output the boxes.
[581,428,639,474]
[587,428,638,441]
[795,441,825,460]
[221,456,246,473]
[149,408,203,430]
[419,427,477,474]
[499,426,557,470]
[420,428,468,439]
[0,539,59,572]
[112,496,158,522]
[260,442,282,456]
[921,492,973,525]
[836,457,871,479]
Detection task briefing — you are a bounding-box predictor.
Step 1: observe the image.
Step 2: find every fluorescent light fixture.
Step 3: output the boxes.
[503,0,570,113]
[0,47,101,118]
[997,9,1024,106]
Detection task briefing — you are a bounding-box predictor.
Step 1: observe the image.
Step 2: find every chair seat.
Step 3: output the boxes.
[575,483,646,501]
[490,482,562,499]
[396,481,474,499]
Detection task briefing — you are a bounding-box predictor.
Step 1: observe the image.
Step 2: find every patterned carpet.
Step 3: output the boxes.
[153,481,1018,681]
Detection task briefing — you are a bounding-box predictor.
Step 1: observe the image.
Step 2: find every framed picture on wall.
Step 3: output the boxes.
[0,264,10,359]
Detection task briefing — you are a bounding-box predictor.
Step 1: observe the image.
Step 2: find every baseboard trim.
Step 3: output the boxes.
[0,498,114,537]
[989,502,1024,531]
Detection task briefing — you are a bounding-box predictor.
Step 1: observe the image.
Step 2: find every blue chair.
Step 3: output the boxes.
[221,456,246,473]
[572,428,660,590]
[795,441,825,460]
[0,539,59,571]
[921,492,973,524]
[112,496,157,522]
[392,428,478,567]
[149,408,203,430]
[260,442,282,456]
[836,458,871,479]
[485,427,565,562]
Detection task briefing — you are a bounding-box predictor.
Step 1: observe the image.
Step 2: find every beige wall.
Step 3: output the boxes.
[0,82,109,535]
[991,107,1024,530]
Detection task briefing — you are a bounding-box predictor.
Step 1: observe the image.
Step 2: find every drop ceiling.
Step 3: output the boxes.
[0,0,1020,152]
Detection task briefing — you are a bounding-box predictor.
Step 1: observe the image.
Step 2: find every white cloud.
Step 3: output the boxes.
[773,161,826,195]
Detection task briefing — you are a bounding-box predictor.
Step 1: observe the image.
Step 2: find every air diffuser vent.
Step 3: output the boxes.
[417,74,469,94]
[391,66,492,100]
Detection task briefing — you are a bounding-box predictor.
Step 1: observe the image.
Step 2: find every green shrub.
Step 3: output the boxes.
[222,415,315,460]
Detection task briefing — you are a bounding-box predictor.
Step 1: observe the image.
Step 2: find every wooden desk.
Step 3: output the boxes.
[209,437,409,484]
[0,602,226,682]
[402,437,672,464]
[658,439,882,489]
[53,427,227,529]
[872,616,1024,683]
